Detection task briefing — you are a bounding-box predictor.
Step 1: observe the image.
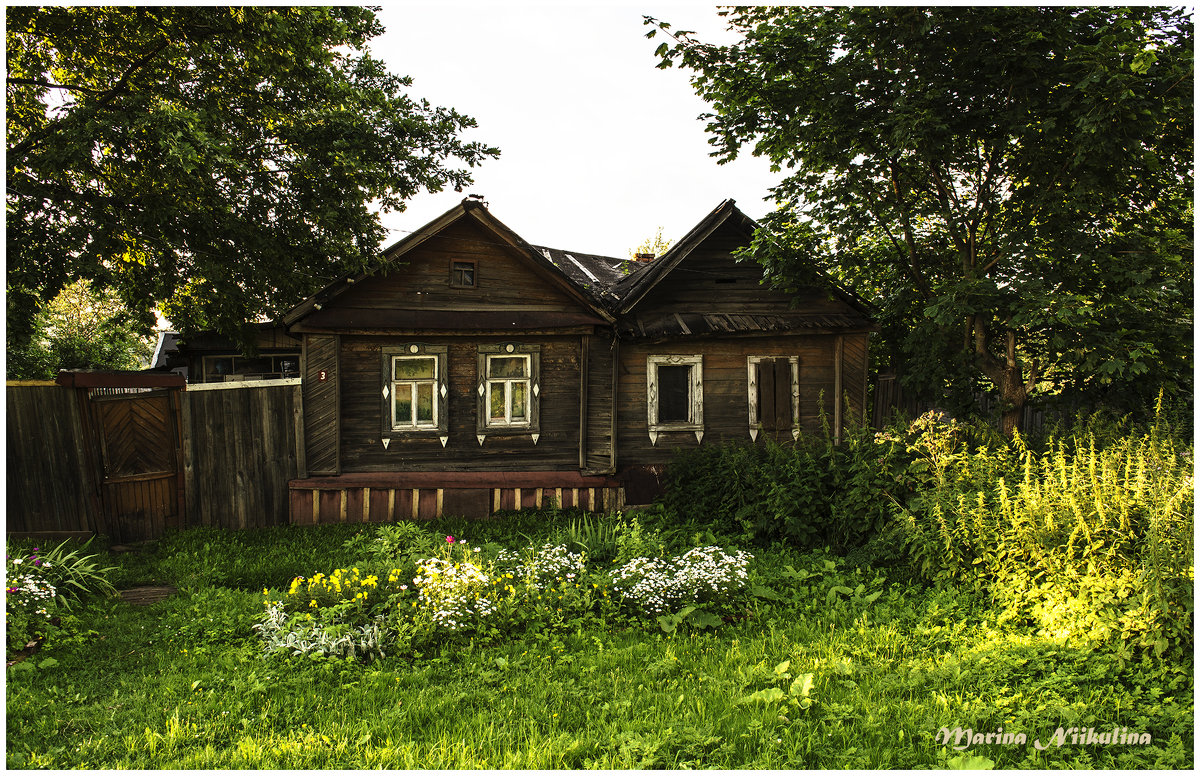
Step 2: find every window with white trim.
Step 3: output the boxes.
[646,354,703,444]
[747,355,799,440]
[380,345,448,438]
[476,343,541,442]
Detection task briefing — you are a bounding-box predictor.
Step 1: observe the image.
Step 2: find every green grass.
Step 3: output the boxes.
[6,519,1194,769]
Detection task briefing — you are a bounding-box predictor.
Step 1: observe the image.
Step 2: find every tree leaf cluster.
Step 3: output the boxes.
[648,7,1192,426]
[7,6,498,352]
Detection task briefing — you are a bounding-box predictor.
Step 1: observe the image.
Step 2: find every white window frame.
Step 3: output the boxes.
[646,354,704,445]
[476,343,541,444]
[390,354,440,431]
[484,353,532,428]
[747,355,800,441]
[380,344,449,446]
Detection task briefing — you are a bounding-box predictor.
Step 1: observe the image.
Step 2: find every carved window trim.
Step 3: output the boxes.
[646,354,704,445]
[747,355,800,441]
[380,344,449,445]
[476,343,541,444]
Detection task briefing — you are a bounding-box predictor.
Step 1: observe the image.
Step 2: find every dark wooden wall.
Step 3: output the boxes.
[309,218,583,315]
[181,383,306,530]
[615,333,871,467]
[339,334,585,473]
[6,385,97,534]
[583,331,617,473]
[304,334,339,474]
[632,219,856,317]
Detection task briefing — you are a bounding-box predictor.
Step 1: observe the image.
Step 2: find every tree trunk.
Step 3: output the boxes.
[972,318,1037,437]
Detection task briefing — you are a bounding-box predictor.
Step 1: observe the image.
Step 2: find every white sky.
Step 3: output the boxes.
[368,2,781,259]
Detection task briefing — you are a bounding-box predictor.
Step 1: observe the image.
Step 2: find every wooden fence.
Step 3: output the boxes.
[872,373,1050,435]
[7,378,304,541]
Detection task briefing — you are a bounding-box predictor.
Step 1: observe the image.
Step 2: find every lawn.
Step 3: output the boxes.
[6,509,1193,770]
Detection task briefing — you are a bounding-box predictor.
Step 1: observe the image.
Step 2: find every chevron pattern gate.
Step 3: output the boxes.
[88,389,185,542]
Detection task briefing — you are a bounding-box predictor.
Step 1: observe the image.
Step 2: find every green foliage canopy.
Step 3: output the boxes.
[7,6,498,351]
[6,279,154,379]
[648,7,1193,428]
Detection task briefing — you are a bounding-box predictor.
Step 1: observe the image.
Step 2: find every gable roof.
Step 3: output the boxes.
[282,199,617,326]
[282,197,874,332]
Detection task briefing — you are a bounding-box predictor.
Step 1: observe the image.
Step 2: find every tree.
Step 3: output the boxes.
[7,279,155,379]
[648,7,1193,432]
[628,227,673,259]
[7,6,498,354]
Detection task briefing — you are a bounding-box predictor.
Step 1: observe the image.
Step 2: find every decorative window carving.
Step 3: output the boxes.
[380,344,449,444]
[476,343,541,444]
[747,355,800,441]
[646,354,704,445]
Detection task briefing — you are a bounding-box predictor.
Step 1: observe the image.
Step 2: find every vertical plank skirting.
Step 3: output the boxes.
[312,490,319,525]
[493,488,501,514]
[411,488,419,520]
[514,487,522,510]
[339,490,347,523]
[436,488,444,518]
[362,487,371,522]
[555,488,563,508]
[536,487,543,508]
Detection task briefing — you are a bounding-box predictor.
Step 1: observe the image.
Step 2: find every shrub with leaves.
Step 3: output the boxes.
[5,539,116,650]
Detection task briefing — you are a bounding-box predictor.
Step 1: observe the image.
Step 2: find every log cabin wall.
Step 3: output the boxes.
[339,334,585,472]
[615,334,863,467]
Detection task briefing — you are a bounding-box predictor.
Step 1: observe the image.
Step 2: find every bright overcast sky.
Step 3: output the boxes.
[369,3,781,259]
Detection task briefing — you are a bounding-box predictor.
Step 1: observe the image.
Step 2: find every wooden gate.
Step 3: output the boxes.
[56,371,187,542]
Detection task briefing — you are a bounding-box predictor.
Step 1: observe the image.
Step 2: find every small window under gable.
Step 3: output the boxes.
[747,355,799,441]
[380,344,449,446]
[647,354,703,445]
[449,260,476,288]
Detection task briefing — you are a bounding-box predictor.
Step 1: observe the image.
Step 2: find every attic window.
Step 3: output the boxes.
[450,260,476,288]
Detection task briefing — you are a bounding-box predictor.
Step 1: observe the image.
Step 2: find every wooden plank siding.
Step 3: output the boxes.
[615,335,853,467]
[630,220,856,318]
[339,335,585,472]
[293,218,588,330]
[303,334,340,474]
[5,385,98,534]
[180,382,305,530]
[583,329,617,473]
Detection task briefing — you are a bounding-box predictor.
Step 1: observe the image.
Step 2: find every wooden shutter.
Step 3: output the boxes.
[757,358,793,432]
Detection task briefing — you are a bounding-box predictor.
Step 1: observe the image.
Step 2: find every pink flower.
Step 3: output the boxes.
[446,536,455,544]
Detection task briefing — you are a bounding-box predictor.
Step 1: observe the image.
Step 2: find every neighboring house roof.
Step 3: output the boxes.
[530,245,638,309]
[151,331,181,369]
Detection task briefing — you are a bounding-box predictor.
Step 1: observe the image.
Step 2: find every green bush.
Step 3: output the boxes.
[882,406,1193,659]
[661,412,922,550]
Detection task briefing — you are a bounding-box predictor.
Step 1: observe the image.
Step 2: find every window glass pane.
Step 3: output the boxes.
[395,356,435,380]
[209,357,234,377]
[489,382,506,420]
[416,383,434,422]
[453,262,475,286]
[277,357,299,376]
[394,389,413,426]
[488,356,527,378]
[511,382,527,420]
[658,365,692,423]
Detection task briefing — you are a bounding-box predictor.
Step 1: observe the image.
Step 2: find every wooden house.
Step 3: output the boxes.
[155,325,302,383]
[282,198,874,523]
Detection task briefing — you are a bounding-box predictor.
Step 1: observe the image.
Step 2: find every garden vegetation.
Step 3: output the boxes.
[5,408,1193,769]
